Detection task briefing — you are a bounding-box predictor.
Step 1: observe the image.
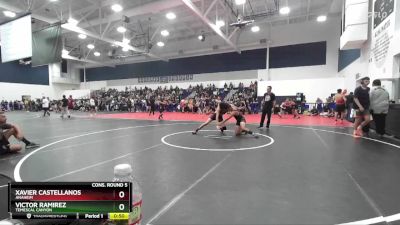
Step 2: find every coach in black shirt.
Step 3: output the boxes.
[353,77,371,137]
[258,86,276,129]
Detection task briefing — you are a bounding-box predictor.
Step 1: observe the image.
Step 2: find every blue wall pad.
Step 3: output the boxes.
[0,51,49,85]
[338,48,361,72]
[269,41,327,68]
[81,48,267,82]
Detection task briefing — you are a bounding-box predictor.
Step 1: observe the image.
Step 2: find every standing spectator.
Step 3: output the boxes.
[346,92,354,121]
[334,89,346,124]
[42,97,50,117]
[106,96,111,112]
[370,79,390,138]
[67,95,74,118]
[24,99,29,111]
[127,98,133,112]
[258,86,276,129]
[68,95,74,110]
[60,95,70,119]
[149,96,156,116]
[353,77,371,138]
[316,98,323,113]
[89,97,96,116]
[95,97,99,113]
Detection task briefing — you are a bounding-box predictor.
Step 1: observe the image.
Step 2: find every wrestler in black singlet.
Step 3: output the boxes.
[209,102,230,122]
[192,102,231,135]
[234,108,246,126]
[149,97,156,116]
[158,100,166,119]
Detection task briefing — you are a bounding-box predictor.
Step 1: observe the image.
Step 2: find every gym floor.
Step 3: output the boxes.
[1,111,400,225]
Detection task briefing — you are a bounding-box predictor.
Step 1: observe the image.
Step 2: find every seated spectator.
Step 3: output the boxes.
[0,112,40,154]
[310,107,319,116]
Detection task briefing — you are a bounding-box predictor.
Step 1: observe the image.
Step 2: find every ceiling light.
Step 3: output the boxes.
[251,25,260,32]
[161,30,169,36]
[122,47,129,52]
[122,38,130,44]
[279,7,290,15]
[62,49,69,55]
[94,51,101,56]
[235,0,246,5]
[166,12,176,20]
[50,0,58,2]
[3,11,16,18]
[87,44,95,49]
[198,34,205,41]
[111,4,123,12]
[117,26,126,33]
[78,34,87,39]
[317,15,327,22]
[67,17,78,26]
[216,20,225,28]
[157,41,165,47]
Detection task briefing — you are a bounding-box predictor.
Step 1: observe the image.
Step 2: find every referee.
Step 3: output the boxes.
[258,86,276,129]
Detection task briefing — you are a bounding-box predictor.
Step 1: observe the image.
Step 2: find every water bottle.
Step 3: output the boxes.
[113,164,142,225]
[0,219,24,225]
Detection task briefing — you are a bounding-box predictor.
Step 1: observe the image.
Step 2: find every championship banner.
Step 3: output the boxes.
[138,74,194,84]
[370,0,395,78]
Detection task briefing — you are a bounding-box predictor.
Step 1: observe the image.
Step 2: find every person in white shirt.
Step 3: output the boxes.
[42,97,50,117]
[89,97,96,117]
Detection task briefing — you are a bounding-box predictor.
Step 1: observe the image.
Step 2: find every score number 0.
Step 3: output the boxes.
[118,191,126,211]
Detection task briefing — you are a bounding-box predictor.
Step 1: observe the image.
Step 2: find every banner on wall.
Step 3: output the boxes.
[138,74,194,84]
[370,0,395,77]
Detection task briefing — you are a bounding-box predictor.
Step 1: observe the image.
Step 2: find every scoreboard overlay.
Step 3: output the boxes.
[8,182,132,220]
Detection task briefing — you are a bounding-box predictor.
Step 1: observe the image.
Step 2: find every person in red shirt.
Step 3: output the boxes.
[278,99,291,118]
[278,98,300,119]
[68,95,74,110]
[289,99,300,119]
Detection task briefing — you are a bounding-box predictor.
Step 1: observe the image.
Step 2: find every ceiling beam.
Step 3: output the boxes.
[32,1,52,12]
[228,27,240,40]
[100,40,268,66]
[62,54,115,67]
[204,0,219,17]
[61,23,168,62]
[77,7,98,24]
[101,18,114,38]
[180,0,241,53]
[0,0,59,24]
[77,0,203,30]
[306,0,311,20]
[329,0,343,13]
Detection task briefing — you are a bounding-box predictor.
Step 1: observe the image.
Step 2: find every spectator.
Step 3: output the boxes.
[0,112,40,154]
[334,89,346,124]
[353,77,371,138]
[42,97,50,117]
[258,86,275,129]
[370,79,390,138]
[346,92,354,121]
[310,106,319,116]
[60,95,70,119]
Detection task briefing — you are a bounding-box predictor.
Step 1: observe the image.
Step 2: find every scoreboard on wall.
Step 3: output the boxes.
[8,182,132,220]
